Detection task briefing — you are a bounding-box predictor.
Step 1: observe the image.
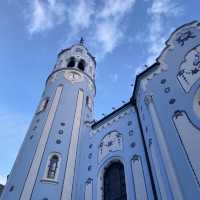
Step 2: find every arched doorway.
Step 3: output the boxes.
[103,162,127,200]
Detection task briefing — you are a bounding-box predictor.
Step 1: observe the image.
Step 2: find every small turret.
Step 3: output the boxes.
[54,39,96,80]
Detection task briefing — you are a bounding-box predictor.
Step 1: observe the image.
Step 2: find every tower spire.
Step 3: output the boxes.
[80,37,84,45]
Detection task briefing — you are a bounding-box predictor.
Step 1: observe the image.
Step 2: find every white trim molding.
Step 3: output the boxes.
[20,85,63,200]
[61,89,84,200]
[131,155,148,200]
[173,111,200,185]
[148,140,169,199]
[145,95,184,200]
[84,178,93,200]
[42,152,62,183]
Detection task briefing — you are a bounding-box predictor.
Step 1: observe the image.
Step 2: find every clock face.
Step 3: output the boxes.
[64,71,83,83]
[177,45,200,92]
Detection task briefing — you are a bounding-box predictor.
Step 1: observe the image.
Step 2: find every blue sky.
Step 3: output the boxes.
[0,0,199,184]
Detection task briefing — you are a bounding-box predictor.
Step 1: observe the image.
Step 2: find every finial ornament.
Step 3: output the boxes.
[80,37,84,45]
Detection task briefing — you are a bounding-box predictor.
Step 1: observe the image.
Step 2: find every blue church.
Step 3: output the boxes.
[1,21,200,200]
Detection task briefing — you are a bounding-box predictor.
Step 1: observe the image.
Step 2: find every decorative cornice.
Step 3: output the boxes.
[91,106,135,135]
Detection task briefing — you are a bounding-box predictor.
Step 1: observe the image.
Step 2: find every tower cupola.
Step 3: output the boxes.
[54,39,96,80]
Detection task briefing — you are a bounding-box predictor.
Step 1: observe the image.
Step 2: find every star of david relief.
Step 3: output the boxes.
[177,45,200,92]
[176,29,196,46]
[140,22,200,91]
[98,131,123,163]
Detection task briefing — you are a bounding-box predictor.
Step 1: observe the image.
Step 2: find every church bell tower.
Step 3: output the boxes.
[1,39,96,200]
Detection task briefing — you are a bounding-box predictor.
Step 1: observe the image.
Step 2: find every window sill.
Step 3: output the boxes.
[40,178,59,184]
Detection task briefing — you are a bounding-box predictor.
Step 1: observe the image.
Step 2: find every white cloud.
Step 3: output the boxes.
[95,19,122,55]
[67,0,94,32]
[145,0,183,65]
[93,0,136,57]
[99,0,135,19]
[26,0,136,58]
[28,0,67,34]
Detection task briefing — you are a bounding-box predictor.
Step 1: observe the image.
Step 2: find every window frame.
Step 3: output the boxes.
[42,152,61,183]
[36,97,49,114]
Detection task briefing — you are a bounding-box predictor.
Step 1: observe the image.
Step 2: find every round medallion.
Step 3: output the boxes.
[64,71,82,83]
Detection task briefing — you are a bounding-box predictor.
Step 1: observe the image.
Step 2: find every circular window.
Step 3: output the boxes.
[88,153,92,159]
[58,130,64,135]
[60,122,65,126]
[169,98,176,104]
[56,139,62,144]
[164,87,170,93]
[131,142,136,148]
[160,79,166,84]
[193,87,200,118]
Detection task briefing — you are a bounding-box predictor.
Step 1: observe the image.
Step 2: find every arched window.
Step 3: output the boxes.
[67,57,76,68]
[37,98,49,114]
[47,155,59,179]
[44,154,61,181]
[103,162,127,200]
[77,59,85,71]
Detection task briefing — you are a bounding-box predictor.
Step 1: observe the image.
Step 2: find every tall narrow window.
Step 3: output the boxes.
[78,59,85,71]
[37,98,49,114]
[103,162,127,200]
[86,96,93,111]
[67,57,76,68]
[44,154,61,181]
[47,155,59,179]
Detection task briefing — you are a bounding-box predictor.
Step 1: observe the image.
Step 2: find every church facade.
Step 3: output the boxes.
[1,21,200,200]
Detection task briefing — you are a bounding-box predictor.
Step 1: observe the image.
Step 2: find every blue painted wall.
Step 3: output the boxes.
[2,21,200,200]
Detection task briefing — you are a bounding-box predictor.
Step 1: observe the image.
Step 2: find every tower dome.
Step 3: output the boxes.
[54,38,96,80]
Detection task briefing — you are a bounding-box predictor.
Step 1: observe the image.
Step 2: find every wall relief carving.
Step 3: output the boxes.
[98,131,123,163]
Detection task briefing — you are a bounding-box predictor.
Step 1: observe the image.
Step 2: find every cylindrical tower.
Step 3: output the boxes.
[1,40,96,200]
